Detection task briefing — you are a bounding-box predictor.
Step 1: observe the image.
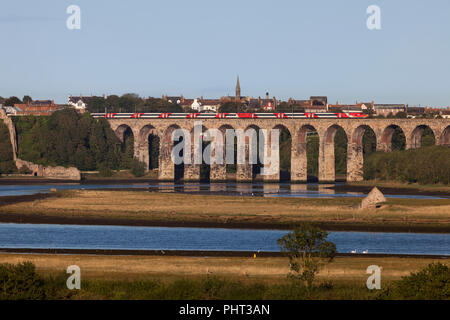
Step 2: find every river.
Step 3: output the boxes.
[0,182,446,199]
[0,223,449,255]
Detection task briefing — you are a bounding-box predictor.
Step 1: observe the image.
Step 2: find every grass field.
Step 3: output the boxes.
[0,190,449,232]
[0,253,448,300]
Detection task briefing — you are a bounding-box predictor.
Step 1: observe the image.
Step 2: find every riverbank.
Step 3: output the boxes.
[335,180,450,197]
[1,190,449,233]
[1,248,448,259]
[0,252,448,299]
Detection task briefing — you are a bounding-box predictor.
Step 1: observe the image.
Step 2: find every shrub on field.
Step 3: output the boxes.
[0,262,47,300]
[378,262,450,300]
[0,262,73,300]
[131,159,146,177]
[98,164,114,177]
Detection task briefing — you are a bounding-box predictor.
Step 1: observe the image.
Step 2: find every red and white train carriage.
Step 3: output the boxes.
[92,112,368,119]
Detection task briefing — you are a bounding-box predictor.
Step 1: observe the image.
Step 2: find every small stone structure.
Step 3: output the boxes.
[1,109,81,181]
[359,187,386,209]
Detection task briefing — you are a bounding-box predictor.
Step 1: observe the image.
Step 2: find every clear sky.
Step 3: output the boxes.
[1,0,449,106]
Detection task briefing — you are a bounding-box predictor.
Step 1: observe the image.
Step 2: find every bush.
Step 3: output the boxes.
[131,159,146,177]
[98,165,114,177]
[378,263,450,300]
[18,165,32,175]
[0,161,17,175]
[0,262,47,300]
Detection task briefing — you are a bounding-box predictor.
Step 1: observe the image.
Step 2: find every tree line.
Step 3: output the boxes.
[12,109,136,173]
[363,146,450,185]
[85,94,185,113]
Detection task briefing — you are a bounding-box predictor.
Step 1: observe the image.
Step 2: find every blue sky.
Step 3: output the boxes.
[1,0,450,106]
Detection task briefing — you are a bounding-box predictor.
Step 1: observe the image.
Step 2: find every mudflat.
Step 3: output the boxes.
[0,190,449,232]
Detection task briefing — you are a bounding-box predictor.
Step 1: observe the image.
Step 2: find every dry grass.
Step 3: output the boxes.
[0,253,447,284]
[0,190,449,229]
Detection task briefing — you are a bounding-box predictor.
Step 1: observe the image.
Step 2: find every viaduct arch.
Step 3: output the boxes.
[107,118,450,183]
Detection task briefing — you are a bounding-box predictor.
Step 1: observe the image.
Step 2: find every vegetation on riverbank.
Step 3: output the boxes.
[1,190,449,232]
[344,180,450,194]
[364,146,450,185]
[11,110,149,176]
[0,256,448,300]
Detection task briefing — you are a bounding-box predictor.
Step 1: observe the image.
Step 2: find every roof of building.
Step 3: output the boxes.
[374,104,406,108]
[30,100,54,106]
[198,99,221,105]
[68,96,92,104]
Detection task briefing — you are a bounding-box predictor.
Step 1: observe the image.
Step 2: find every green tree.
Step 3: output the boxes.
[334,128,348,175]
[4,96,22,106]
[120,130,135,169]
[306,134,319,179]
[391,127,406,151]
[218,101,244,113]
[13,109,124,172]
[277,223,336,289]
[86,96,107,113]
[362,128,377,157]
[279,128,291,176]
[106,94,120,111]
[22,95,33,104]
[118,93,143,113]
[395,111,407,119]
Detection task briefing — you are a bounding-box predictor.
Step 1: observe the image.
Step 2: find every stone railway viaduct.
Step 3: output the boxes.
[108,118,450,183]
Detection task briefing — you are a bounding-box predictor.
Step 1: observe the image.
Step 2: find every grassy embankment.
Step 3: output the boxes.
[0,253,448,299]
[0,190,449,232]
[344,180,450,194]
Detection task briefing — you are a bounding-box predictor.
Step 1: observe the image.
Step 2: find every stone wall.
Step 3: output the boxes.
[0,108,18,161]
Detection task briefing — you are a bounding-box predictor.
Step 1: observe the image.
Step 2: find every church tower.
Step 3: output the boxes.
[235,75,241,102]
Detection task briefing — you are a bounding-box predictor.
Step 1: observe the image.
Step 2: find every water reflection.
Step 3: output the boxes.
[0,182,446,200]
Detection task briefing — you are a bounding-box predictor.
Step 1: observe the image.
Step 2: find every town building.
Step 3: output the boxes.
[68,95,91,113]
[189,98,221,112]
[13,100,58,116]
[1,105,22,116]
[373,104,406,116]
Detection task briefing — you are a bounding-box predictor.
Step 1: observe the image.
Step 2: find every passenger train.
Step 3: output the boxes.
[91,112,368,119]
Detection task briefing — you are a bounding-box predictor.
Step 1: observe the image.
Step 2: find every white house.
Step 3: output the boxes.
[190,98,220,112]
[191,98,202,111]
[68,95,90,112]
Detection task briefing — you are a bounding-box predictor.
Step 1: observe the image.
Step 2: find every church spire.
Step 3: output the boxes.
[235,75,241,102]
